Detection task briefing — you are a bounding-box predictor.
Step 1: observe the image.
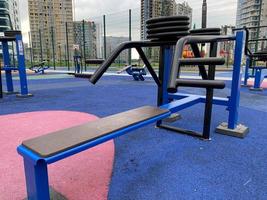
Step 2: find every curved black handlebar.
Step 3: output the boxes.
[89,40,176,85]
[168,35,236,93]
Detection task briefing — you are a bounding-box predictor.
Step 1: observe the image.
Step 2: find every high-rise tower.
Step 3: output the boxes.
[202,0,207,28]
[0,0,20,32]
[140,0,175,40]
[28,0,74,61]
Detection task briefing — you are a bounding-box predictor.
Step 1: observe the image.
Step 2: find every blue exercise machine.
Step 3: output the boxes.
[237,26,267,91]
[0,31,32,98]
[117,65,147,81]
[17,16,248,199]
[29,61,50,74]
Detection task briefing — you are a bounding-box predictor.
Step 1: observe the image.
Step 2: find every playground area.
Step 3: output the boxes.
[0,18,267,200]
[0,71,267,200]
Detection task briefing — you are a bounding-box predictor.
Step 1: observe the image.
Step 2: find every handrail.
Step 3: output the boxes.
[168,35,236,92]
[89,40,176,85]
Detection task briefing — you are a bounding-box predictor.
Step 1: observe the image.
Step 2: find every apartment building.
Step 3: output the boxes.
[141,0,175,40]
[175,1,193,28]
[0,0,20,33]
[9,0,20,30]
[106,36,129,63]
[28,0,74,61]
[73,21,97,59]
[236,0,267,43]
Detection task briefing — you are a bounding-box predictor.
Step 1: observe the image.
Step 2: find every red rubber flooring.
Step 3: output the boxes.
[247,80,267,88]
[0,111,114,200]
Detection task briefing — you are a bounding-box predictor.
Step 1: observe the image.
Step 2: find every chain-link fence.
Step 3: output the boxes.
[25,8,140,72]
[23,1,266,72]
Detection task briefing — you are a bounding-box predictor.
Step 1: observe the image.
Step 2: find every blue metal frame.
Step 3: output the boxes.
[15,34,30,96]
[2,40,14,93]
[162,47,173,105]
[253,68,263,89]
[1,33,31,97]
[243,57,266,90]
[243,57,251,86]
[161,31,245,130]
[17,110,171,200]
[17,31,246,200]
[227,31,244,129]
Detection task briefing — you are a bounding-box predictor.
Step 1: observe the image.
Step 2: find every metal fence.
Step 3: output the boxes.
[23,2,266,72]
[25,8,140,72]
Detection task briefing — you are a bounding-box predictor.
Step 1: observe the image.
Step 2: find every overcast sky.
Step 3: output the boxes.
[19,0,238,41]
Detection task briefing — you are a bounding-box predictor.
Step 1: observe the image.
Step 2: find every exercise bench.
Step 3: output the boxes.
[18,74,225,200]
[17,106,171,200]
[18,17,246,199]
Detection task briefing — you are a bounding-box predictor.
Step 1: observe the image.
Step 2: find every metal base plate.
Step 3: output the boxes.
[16,93,33,98]
[24,187,67,200]
[241,84,250,87]
[216,122,249,138]
[163,113,182,123]
[3,91,19,95]
[249,87,263,91]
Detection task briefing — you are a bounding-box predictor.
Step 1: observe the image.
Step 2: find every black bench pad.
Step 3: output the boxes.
[22,106,169,158]
[85,59,104,65]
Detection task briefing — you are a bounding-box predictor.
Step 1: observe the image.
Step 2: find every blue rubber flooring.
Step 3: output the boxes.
[0,74,267,200]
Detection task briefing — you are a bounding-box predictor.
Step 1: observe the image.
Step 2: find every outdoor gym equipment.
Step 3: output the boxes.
[72,56,104,78]
[29,61,50,74]
[0,30,32,98]
[237,26,267,91]
[18,16,248,200]
[117,65,147,81]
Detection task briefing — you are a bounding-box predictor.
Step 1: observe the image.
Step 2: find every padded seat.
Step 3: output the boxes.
[22,106,169,157]
[253,50,267,55]
[250,51,267,61]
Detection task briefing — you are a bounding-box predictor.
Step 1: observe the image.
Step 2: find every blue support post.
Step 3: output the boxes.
[228,31,244,129]
[23,158,50,200]
[15,34,32,97]
[2,40,14,93]
[162,47,173,105]
[250,67,263,91]
[157,46,174,126]
[243,57,250,86]
[216,31,249,138]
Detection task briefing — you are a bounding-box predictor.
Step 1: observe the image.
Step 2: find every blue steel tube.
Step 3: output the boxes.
[243,57,251,86]
[15,34,30,96]
[2,40,14,93]
[23,158,50,200]
[157,46,173,126]
[228,31,244,129]
[253,68,262,89]
[157,46,173,107]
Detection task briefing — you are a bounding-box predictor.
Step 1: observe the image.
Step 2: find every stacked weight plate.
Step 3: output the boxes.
[146,16,190,41]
